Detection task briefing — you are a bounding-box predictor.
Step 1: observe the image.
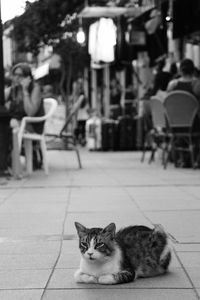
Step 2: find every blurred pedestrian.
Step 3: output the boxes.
[72,77,90,146]
[110,77,122,119]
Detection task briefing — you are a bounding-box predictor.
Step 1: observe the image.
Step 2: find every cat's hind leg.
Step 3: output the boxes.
[98,270,135,285]
[136,252,171,279]
[74,269,98,284]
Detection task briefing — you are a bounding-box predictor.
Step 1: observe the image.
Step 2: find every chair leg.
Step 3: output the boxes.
[189,138,195,168]
[148,140,157,163]
[163,137,173,169]
[24,139,33,175]
[75,147,82,169]
[195,140,200,168]
[40,138,48,175]
[161,143,166,166]
[141,132,150,162]
[12,128,22,178]
[141,148,146,162]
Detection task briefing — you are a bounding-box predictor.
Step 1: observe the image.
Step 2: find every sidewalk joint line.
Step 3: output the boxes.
[40,182,73,300]
[173,250,200,300]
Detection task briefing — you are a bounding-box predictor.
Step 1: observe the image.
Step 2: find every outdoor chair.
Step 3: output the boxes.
[163,91,200,169]
[141,97,170,166]
[17,97,58,175]
[45,95,84,169]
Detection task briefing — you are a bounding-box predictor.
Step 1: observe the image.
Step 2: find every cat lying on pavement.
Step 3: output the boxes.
[74,222,172,285]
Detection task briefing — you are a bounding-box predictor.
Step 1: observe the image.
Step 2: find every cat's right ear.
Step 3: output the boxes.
[74,222,87,238]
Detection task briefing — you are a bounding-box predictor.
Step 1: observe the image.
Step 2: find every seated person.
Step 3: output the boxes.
[167,58,200,166]
[167,58,200,105]
[5,62,44,169]
[142,60,171,134]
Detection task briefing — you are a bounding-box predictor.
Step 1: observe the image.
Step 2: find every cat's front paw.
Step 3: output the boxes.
[98,274,116,285]
[81,274,98,284]
[74,270,97,284]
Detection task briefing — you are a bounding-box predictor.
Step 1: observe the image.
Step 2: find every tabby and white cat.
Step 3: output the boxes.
[74,222,171,285]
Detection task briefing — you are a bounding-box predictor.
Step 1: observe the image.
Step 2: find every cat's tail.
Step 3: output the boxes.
[153,224,167,237]
[153,224,172,271]
[160,250,171,271]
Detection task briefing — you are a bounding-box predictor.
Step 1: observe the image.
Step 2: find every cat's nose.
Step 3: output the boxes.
[87,252,93,257]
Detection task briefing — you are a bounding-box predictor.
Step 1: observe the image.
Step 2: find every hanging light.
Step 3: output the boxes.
[76,27,85,44]
[166,0,173,22]
[76,18,85,44]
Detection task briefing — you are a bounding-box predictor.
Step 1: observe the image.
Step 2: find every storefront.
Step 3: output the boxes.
[79,4,156,120]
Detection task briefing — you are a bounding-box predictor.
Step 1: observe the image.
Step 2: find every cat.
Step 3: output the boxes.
[74,222,171,285]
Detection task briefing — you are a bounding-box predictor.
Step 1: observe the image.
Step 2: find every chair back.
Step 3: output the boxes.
[60,94,85,136]
[43,98,58,121]
[150,97,166,129]
[18,98,57,150]
[164,91,199,128]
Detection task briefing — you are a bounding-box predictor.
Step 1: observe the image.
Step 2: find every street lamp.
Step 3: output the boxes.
[0,0,11,174]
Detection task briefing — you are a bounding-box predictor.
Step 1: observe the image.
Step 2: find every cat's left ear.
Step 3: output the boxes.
[74,222,87,238]
[102,223,116,239]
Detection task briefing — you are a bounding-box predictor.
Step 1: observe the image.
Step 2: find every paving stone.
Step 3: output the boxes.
[64,212,151,236]
[7,187,69,200]
[0,253,58,270]
[105,169,166,186]
[178,186,200,199]
[68,190,137,213]
[126,187,200,211]
[0,270,50,289]
[0,201,67,214]
[183,268,200,288]
[174,244,200,252]
[144,211,200,243]
[177,252,200,268]
[56,241,80,269]
[197,289,200,297]
[0,241,60,255]
[1,150,200,298]
[43,288,198,300]
[0,290,43,300]
[47,267,192,289]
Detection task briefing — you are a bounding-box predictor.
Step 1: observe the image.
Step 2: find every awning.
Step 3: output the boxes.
[78,5,154,19]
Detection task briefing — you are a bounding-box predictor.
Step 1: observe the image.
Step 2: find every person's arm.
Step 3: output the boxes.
[21,78,42,116]
[4,86,11,110]
[166,79,178,92]
[192,79,200,101]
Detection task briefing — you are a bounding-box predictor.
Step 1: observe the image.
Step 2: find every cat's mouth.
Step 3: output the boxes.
[88,257,95,261]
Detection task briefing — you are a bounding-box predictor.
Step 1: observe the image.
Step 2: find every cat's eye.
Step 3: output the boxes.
[96,242,105,249]
[80,242,87,249]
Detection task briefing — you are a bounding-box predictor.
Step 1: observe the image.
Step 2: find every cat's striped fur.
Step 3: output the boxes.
[74,222,171,285]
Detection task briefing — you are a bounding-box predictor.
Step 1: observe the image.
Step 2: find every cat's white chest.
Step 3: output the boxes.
[80,247,121,276]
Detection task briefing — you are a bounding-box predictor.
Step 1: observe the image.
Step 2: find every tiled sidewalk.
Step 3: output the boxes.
[0,149,200,300]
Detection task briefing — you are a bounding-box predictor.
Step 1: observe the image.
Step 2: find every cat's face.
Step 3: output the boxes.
[75,222,116,262]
